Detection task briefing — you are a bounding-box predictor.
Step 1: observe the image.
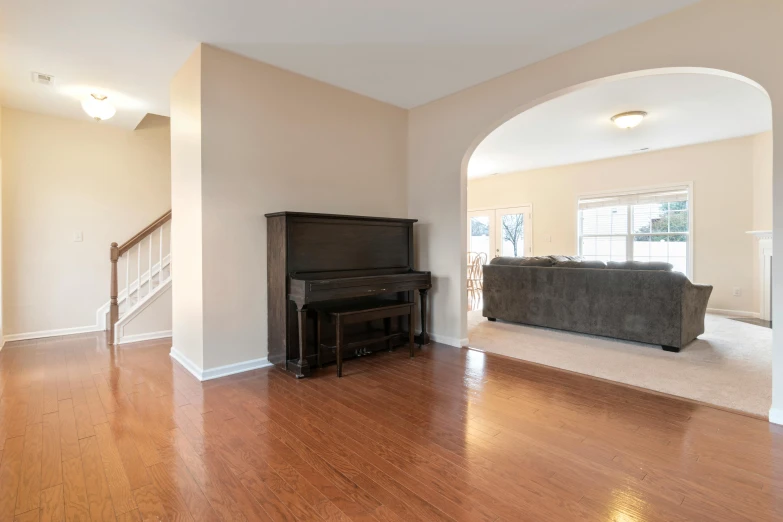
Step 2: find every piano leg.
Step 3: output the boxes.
[292,304,311,379]
[417,288,431,346]
[409,307,415,357]
[384,317,392,351]
[336,317,343,378]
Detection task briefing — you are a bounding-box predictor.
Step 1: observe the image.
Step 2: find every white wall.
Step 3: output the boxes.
[1,107,171,338]
[468,135,770,313]
[170,44,408,372]
[406,0,783,419]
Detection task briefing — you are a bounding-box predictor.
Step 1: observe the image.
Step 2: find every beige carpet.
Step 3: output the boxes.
[468,310,772,417]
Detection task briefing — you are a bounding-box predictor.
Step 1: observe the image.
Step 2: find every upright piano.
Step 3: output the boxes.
[266,212,432,378]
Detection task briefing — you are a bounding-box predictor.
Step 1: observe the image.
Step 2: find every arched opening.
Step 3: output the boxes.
[461,67,773,415]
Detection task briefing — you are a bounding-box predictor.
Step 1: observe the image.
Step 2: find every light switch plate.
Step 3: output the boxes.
[73,231,83,242]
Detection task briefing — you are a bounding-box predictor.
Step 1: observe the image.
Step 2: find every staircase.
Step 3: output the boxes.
[103,211,172,344]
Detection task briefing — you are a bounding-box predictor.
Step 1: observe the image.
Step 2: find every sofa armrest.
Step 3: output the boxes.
[681,281,713,346]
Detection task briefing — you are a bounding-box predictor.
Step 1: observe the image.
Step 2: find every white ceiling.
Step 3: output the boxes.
[0,0,698,129]
[468,73,772,179]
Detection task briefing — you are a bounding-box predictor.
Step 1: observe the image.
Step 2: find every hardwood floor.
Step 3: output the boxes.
[0,334,782,522]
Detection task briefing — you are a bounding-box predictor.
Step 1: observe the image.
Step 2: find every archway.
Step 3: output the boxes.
[459,67,772,413]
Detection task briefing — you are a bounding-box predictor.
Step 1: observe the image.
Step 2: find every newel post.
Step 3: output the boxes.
[109,242,119,343]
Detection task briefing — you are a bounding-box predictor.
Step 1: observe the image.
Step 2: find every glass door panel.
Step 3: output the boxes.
[468,211,494,260]
[495,206,532,258]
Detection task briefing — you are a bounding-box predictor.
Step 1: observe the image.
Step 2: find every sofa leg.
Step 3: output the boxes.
[487,317,497,322]
[662,345,680,353]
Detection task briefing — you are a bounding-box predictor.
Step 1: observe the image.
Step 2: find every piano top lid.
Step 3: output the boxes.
[264,211,417,224]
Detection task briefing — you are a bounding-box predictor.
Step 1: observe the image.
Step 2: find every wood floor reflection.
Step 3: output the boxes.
[1,333,782,522]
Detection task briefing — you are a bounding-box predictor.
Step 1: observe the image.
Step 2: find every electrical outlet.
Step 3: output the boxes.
[733,287,742,297]
[73,231,83,242]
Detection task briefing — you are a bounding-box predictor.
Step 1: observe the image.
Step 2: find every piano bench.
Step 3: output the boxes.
[315,299,415,377]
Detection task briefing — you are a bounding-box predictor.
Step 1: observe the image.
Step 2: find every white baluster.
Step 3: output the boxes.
[159,225,164,283]
[124,253,129,312]
[168,222,172,278]
[148,235,153,296]
[136,244,141,303]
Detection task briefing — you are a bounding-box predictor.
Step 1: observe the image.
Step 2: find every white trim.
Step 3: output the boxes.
[114,277,172,344]
[429,332,469,348]
[117,330,172,345]
[706,308,760,318]
[169,346,271,381]
[169,347,204,379]
[4,324,103,343]
[747,230,773,240]
[770,407,783,425]
[754,235,773,321]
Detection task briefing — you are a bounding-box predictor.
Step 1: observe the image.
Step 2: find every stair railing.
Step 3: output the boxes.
[109,210,172,342]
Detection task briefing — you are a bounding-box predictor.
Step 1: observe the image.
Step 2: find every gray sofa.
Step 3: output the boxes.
[482,256,712,351]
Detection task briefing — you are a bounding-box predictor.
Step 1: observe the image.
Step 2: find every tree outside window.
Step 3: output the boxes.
[502,214,525,256]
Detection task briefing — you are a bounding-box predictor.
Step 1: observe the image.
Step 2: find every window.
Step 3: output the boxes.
[578,186,690,275]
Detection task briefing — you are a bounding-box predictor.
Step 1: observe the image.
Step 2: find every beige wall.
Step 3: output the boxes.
[469,135,769,313]
[1,107,171,336]
[0,105,3,343]
[406,0,783,415]
[171,44,408,371]
[753,132,774,230]
[170,46,205,369]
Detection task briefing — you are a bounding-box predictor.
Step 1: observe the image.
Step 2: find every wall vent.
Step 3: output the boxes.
[31,72,55,86]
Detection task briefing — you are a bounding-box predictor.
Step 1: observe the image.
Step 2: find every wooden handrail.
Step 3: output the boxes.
[109,209,172,343]
[118,210,172,255]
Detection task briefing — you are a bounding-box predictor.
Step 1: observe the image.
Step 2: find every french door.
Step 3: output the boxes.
[468,206,533,259]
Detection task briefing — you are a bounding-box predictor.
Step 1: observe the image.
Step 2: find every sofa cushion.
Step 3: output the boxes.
[607,260,673,271]
[548,255,585,263]
[554,260,607,269]
[489,256,554,267]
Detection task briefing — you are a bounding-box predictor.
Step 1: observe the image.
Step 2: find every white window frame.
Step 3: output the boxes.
[576,182,694,278]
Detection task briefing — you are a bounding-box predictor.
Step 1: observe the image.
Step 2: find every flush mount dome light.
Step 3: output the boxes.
[611,111,647,129]
[81,93,116,121]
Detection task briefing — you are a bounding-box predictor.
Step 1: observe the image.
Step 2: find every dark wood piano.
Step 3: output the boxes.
[266,212,432,378]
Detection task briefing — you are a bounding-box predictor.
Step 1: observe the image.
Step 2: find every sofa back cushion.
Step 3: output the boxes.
[607,260,673,271]
[554,260,606,269]
[489,256,554,267]
[548,255,584,263]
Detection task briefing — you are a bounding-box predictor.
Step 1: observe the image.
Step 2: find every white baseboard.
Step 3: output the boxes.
[170,346,271,381]
[706,308,760,318]
[118,330,172,345]
[4,324,103,343]
[429,332,469,348]
[770,407,783,425]
[169,347,203,379]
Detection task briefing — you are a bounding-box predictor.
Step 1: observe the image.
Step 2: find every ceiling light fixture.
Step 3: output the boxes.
[81,93,116,121]
[611,111,647,129]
